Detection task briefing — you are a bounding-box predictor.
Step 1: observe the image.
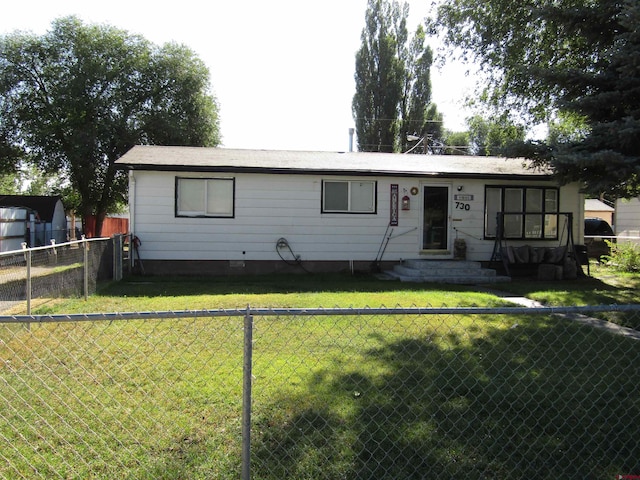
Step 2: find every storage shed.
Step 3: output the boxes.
[0,195,67,251]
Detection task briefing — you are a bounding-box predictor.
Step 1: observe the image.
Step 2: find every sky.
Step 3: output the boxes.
[0,0,476,152]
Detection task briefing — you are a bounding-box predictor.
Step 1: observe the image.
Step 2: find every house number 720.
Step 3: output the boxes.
[455,201,471,211]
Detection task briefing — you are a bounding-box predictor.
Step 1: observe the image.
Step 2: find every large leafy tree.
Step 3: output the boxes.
[467,115,525,156]
[0,165,57,195]
[353,0,440,153]
[429,0,640,196]
[0,173,19,194]
[400,25,443,153]
[442,130,471,155]
[0,16,221,234]
[353,0,405,152]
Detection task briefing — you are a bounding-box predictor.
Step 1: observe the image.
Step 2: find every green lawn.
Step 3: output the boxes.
[30,272,512,313]
[1,271,640,479]
[492,263,640,329]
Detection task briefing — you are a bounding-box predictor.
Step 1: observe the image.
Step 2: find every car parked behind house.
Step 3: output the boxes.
[584,217,615,260]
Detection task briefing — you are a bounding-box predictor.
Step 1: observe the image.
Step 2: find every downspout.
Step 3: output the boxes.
[128,170,136,236]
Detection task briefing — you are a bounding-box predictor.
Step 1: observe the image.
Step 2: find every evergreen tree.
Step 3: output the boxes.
[551,0,640,196]
[430,0,640,195]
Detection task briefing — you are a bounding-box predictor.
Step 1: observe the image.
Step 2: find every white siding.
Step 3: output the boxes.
[0,208,27,252]
[130,171,581,263]
[50,200,68,244]
[615,198,640,243]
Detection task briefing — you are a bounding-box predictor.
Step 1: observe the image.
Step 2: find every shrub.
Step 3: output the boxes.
[603,240,640,272]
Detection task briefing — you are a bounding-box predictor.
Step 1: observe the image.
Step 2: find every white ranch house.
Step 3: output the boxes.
[115,146,585,279]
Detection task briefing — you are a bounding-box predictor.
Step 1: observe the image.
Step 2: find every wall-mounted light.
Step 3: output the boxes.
[457,185,464,192]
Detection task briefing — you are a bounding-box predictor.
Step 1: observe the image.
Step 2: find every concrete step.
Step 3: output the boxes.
[403,259,482,270]
[393,264,497,278]
[385,259,511,284]
[385,272,511,284]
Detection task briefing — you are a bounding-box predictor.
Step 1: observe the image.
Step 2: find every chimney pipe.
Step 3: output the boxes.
[348,128,355,152]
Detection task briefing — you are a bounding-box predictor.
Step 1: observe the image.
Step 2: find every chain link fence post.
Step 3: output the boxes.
[21,242,31,317]
[112,234,123,281]
[83,237,89,301]
[242,305,254,480]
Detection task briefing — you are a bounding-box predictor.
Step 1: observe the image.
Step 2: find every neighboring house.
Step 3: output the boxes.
[584,198,615,226]
[0,195,67,252]
[615,197,640,243]
[114,145,584,275]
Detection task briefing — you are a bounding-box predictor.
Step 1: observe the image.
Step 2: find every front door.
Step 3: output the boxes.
[422,185,450,251]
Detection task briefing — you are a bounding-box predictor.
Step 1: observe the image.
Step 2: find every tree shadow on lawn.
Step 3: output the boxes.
[103,273,479,297]
[252,316,640,479]
[104,272,625,300]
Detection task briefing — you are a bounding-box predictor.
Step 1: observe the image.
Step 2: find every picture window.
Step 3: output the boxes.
[485,186,559,239]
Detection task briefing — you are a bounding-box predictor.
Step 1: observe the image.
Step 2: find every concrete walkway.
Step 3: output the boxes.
[482,287,640,341]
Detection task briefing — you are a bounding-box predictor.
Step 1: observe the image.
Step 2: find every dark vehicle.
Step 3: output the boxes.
[584,217,615,260]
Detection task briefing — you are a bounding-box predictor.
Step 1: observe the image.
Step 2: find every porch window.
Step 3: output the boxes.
[484,186,559,239]
[175,177,235,218]
[322,180,376,213]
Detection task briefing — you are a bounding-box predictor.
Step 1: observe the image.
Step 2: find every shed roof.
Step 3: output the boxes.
[115,145,553,180]
[0,195,63,222]
[585,198,615,212]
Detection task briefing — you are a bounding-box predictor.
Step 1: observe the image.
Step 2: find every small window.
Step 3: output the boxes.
[322,180,376,213]
[176,177,234,217]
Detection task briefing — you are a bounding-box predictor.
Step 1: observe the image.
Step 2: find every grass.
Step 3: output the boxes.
[493,262,640,329]
[30,264,640,329]
[30,273,513,313]
[1,270,640,478]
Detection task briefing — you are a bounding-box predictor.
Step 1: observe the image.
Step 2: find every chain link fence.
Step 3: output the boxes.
[2,306,640,479]
[0,238,112,314]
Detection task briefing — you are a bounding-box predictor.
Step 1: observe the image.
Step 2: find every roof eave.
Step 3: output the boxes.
[116,163,553,181]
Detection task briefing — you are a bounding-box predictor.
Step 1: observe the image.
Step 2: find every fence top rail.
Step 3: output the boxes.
[584,234,640,241]
[0,236,109,257]
[1,304,640,324]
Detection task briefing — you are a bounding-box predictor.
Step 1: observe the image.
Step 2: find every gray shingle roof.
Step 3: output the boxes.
[115,145,552,179]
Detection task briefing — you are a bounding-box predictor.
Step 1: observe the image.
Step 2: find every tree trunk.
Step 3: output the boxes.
[81,207,106,238]
[94,211,106,238]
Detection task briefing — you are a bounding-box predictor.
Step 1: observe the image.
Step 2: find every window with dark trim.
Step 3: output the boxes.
[322,180,377,213]
[175,177,235,218]
[485,186,559,239]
